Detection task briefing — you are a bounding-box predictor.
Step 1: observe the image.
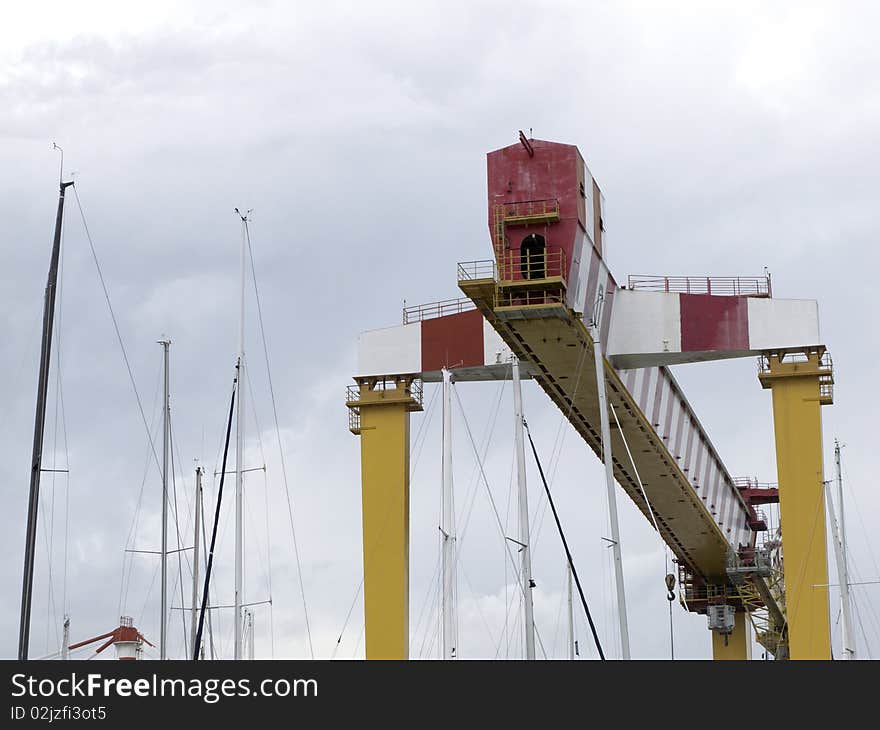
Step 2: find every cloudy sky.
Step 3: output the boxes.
[2,0,878,660]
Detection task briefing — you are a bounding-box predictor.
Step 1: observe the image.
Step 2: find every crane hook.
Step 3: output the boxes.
[665,573,676,602]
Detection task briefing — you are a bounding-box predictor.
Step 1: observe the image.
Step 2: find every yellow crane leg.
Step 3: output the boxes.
[346,378,422,660]
[759,350,832,659]
[712,612,750,660]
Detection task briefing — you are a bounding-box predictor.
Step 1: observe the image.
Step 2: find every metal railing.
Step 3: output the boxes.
[733,477,779,490]
[345,379,425,434]
[495,288,567,309]
[345,385,361,434]
[345,384,361,404]
[757,349,833,374]
[757,349,833,403]
[627,275,772,297]
[458,259,496,281]
[495,198,560,223]
[409,378,424,406]
[346,379,424,406]
[403,297,476,324]
[498,249,566,284]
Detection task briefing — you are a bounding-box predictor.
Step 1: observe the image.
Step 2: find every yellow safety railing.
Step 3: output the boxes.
[493,199,561,254]
[497,248,566,284]
[403,297,476,324]
[495,198,560,223]
[457,260,496,282]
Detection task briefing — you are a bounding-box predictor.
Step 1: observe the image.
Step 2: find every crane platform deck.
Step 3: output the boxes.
[459,275,743,582]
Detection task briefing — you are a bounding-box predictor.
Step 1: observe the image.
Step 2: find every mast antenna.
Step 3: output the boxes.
[52,142,63,186]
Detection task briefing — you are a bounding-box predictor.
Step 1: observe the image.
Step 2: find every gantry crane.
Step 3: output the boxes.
[347,134,833,660]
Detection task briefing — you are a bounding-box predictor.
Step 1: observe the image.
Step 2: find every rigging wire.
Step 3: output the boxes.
[451,381,555,658]
[449,382,539,649]
[410,552,443,657]
[414,375,509,657]
[263,471,276,657]
[550,562,568,656]
[72,187,161,472]
[451,384,527,594]
[523,420,605,660]
[194,368,237,660]
[352,621,366,659]
[408,375,505,656]
[77,185,180,645]
[839,460,880,652]
[199,481,217,659]
[117,358,163,617]
[137,560,161,631]
[458,563,500,656]
[243,219,313,658]
[503,451,514,658]
[168,416,193,650]
[851,595,873,658]
[44,209,66,654]
[245,364,275,657]
[607,400,676,655]
[529,341,591,554]
[57,328,71,629]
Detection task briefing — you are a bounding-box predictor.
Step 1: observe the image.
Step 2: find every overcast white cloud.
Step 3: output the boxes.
[2,0,878,660]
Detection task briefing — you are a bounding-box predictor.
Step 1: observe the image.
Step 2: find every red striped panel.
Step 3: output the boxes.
[692,436,705,487]
[421,309,484,372]
[673,406,687,459]
[683,423,696,474]
[679,294,749,352]
[639,368,652,409]
[651,371,665,427]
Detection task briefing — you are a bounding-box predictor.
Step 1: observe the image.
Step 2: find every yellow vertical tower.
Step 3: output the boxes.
[712,611,751,660]
[759,348,833,660]
[346,377,423,660]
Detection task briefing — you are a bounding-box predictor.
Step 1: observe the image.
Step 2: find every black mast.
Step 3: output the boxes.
[18,177,74,660]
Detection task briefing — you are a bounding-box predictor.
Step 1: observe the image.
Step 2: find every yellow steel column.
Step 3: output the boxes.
[346,377,422,660]
[712,611,750,660]
[759,349,833,660]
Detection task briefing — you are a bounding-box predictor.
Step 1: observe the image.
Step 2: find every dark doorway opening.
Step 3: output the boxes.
[520,234,546,279]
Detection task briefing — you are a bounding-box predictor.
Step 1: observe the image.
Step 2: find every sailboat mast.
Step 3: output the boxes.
[246,609,255,660]
[833,440,855,659]
[18,176,74,661]
[591,286,631,659]
[62,615,70,661]
[440,367,457,659]
[159,338,171,660]
[190,465,203,658]
[234,209,249,660]
[511,355,536,660]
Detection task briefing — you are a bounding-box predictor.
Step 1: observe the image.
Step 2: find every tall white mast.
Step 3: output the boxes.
[440,367,457,659]
[234,209,250,660]
[246,610,255,660]
[190,465,203,659]
[159,338,171,660]
[831,440,855,659]
[61,616,70,661]
[567,565,575,660]
[511,355,536,660]
[590,286,631,659]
